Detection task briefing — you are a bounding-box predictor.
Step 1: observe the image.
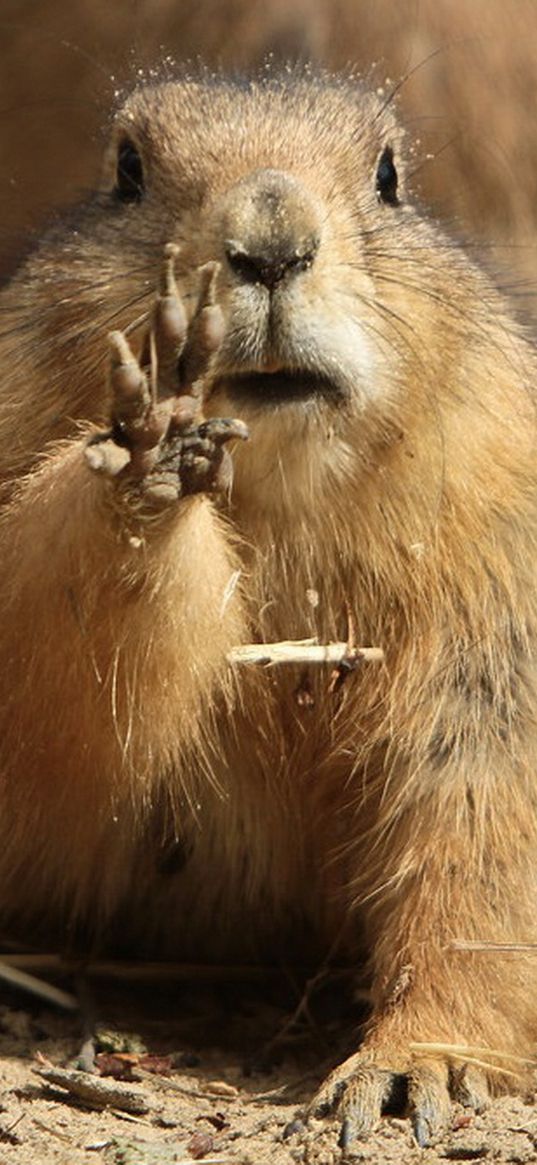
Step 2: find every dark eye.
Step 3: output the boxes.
[376,146,398,206]
[115,138,144,203]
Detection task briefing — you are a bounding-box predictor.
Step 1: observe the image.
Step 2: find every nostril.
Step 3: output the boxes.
[225,239,318,290]
[226,247,267,286]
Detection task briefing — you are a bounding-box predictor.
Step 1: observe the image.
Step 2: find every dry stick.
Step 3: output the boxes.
[228,640,384,666]
[31,1117,74,1144]
[452,940,537,953]
[409,1041,535,1067]
[0,954,357,984]
[135,1069,238,1102]
[34,1066,151,1115]
[409,1041,535,1081]
[0,953,369,1025]
[0,958,78,1011]
[0,1113,26,1143]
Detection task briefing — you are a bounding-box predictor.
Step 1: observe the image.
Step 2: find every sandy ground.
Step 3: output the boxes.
[0,973,536,1165]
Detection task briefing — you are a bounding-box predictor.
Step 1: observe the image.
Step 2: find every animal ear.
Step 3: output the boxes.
[376,145,399,206]
[115,137,145,203]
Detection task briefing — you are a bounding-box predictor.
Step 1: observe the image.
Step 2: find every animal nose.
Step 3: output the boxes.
[218,168,322,292]
[225,239,318,290]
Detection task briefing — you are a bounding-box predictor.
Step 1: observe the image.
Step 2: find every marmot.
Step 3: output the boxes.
[0,72,536,1146]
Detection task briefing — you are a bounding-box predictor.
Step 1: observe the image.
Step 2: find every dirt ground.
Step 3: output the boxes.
[0,970,536,1165]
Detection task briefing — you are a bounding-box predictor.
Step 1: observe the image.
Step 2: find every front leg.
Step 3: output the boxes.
[0,247,249,933]
[312,670,537,1146]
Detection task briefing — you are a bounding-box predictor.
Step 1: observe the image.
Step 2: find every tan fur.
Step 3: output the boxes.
[1,73,537,1109]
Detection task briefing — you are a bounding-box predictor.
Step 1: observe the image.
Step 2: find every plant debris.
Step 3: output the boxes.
[34,1064,151,1115]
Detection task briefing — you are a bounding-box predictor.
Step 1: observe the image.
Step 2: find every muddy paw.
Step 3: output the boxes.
[85,244,248,509]
[309,1049,490,1148]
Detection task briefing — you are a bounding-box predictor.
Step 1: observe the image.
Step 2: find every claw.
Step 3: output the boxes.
[338,1117,357,1150]
[282,1119,306,1140]
[341,1067,395,1139]
[155,245,188,352]
[193,263,225,359]
[160,243,181,297]
[312,1048,492,1151]
[413,1115,431,1148]
[452,1065,490,1113]
[108,328,137,368]
[179,263,226,389]
[196,260,220,309]
[408,1064,451,1147]
[151,245,189,402]
[108,330,150,422]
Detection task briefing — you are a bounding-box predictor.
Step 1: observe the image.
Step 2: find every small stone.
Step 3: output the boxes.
[205,1080,239,1098]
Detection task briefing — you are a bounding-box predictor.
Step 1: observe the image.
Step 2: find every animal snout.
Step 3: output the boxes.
[225,238,317,290]
[219,168,322,291]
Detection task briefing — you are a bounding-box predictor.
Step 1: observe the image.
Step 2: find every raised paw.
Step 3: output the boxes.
[85,244,248,509]
[309,1048,490,1149]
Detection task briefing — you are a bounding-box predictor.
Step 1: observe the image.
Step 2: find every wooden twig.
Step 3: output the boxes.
[0,1113,26,1144]
[409,1041,534,1076]
[452,940,537,953]
[0,954,356,984]
[0,958,78,1011]
[409,1041,535,1066]
[135,1069,239,1102]
[34,1066,151,1115]
[227,639,383,667]
[31,1116,74,1143]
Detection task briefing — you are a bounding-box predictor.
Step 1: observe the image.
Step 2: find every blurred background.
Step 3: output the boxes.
[1,0,536,300]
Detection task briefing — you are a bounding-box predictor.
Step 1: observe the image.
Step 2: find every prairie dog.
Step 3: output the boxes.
[1,72,537,1145]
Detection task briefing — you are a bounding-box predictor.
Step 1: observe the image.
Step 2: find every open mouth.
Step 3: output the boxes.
[213,369,343,406]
